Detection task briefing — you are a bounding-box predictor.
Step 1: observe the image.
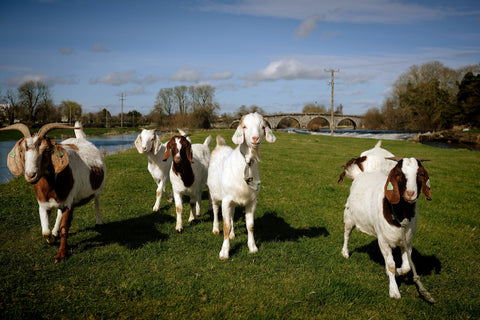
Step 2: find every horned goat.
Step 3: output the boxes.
[207,112,276,259]
[0,122,105,263]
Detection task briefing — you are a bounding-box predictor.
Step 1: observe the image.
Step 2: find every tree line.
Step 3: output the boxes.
[2,60,479,131]
[363,61,480,131]
[0,81,149,128]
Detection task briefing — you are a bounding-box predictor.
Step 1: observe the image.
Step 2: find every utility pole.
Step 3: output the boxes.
[120,92,126,128]
[325,69,339,136]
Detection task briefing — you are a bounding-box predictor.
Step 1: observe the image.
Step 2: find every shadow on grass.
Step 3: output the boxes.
[78,212,175,251]
[255,211,330,242]
[354,240,442,277]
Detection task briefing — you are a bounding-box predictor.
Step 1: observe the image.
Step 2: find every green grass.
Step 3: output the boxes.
[1,130,479,319]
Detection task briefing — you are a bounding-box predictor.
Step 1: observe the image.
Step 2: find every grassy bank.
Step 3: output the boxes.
[0,130,479,319]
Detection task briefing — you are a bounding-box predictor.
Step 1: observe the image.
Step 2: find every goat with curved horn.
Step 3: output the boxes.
[0,122,106,263]
[37,123,78,137]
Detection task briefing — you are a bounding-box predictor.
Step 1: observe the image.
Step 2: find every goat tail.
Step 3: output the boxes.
[204,135,213,147]
[215,135,226,147]
[74,121,87,139]
[375,140,382,148]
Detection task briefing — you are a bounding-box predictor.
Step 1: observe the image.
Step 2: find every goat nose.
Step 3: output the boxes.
[252,136,259,144]
[406,190,415,198]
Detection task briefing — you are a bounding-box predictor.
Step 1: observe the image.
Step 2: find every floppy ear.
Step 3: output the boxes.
[232,124,244,144]
[264,124,276,143]
[162,142,171,161]
[6,139,25,176]
[385,170,401,204]
[134,134,143,153]
[153,136,163,156]
[420,167,432,200]
[51,144,69,173]
[186,143,194,163]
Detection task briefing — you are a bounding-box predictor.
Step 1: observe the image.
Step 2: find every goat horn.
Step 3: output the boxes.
[385,156,403,162]
[0,123,32,138]
[37,123,77,137]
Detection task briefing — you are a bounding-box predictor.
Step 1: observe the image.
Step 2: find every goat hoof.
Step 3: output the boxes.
[55,252,67,263]
[212,230,220,235]
[44,233,55,244]
[341,249,350,259]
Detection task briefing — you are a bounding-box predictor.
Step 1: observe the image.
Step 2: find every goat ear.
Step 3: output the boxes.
[385,172,400,204]
[265,125,276,143]
[51,144,69,173]
[153,136,163,156]
[162,143,171,161]
[134,134,143,153]
[232,125,244,144]
[186,144,194,163]
[420,167,432,200]
[338,168,346,184]
[6,139,24,176]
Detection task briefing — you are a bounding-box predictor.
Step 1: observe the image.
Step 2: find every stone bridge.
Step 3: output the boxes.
[226,113,363,130]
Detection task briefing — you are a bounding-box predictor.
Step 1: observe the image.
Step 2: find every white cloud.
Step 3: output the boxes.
[296,15,321,38]
[170,68,202,82]
[59,47,74,55]
[91,41,110,53]
[241,58,328,83]
[91,70,159,86]
[5,73,78,87]
[209,71,234,80]
[201,0,460,23]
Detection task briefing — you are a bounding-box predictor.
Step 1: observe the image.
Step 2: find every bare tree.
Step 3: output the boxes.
[173,85,189,116]
[302,103,327,113]
[155,88,174,116]
[18,80,52,123]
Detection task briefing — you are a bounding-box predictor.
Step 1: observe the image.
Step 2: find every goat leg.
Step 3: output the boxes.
[55,207,73,263]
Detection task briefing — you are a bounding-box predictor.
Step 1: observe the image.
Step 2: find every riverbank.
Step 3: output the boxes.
[412,129,480,150]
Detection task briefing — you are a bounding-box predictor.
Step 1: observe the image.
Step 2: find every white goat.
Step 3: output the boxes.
[207,112,276,259]
[338,140,396,183]
[162,134,212,232]
[0,122,105,263]
[341,157,432,299]
[135,129,172,211]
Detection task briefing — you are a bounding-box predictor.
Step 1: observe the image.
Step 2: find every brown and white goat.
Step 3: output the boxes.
[0,122,105,263]
[163,134,212,232]
[341,157,431,298]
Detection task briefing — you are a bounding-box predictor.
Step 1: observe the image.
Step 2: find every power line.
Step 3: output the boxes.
[325,69,339,136]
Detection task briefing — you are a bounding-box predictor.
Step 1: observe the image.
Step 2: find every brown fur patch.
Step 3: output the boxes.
[89,166,104,190]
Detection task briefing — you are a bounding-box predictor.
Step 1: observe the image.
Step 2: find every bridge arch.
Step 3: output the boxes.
[336,118,357,130]
[307,116,330,131]
[276,117,300,129]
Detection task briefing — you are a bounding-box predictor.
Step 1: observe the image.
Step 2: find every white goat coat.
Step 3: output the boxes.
[208,144,259,208]
[344,171,417,248]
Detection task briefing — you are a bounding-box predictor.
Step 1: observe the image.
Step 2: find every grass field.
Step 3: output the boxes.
[0,130,479,319]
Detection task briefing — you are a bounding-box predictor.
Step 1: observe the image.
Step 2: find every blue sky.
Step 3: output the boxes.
[1,0,480,117]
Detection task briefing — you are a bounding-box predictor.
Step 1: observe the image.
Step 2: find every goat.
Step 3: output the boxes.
[207,112,276,259]
[162,134,212,232]
[338,140,396,183]
[135,129,172,211]
[0,122,105,263]
[341,157,432,299]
